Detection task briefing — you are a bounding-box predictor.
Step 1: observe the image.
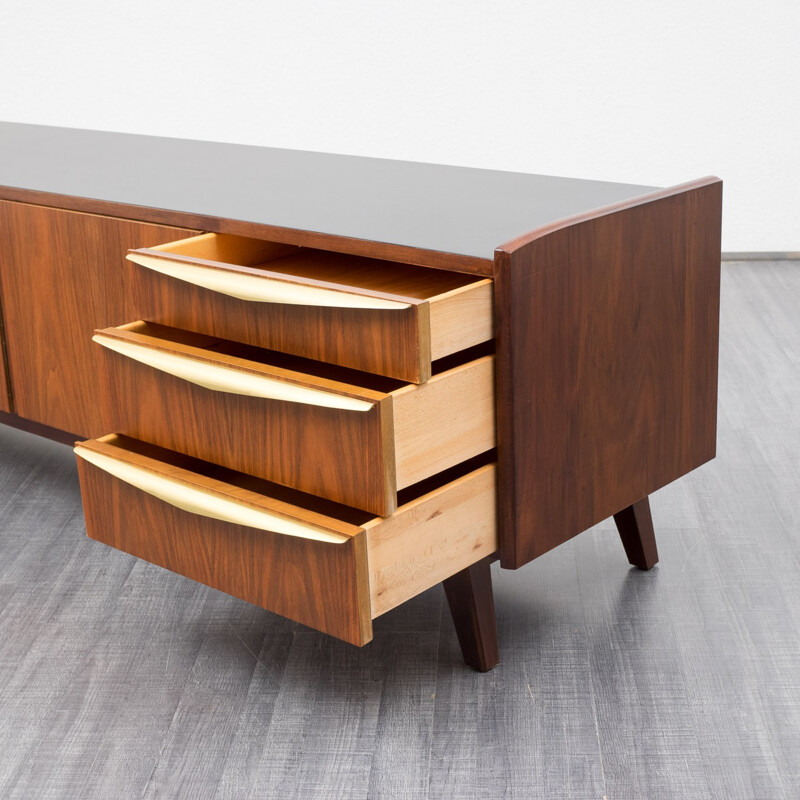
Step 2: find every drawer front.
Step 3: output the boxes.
[75,436,371,645]
[93,323,496,516]
[128,233,493,384]
[75,436,498,645]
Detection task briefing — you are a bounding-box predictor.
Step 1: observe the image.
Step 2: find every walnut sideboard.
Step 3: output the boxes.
[0,122,722,671]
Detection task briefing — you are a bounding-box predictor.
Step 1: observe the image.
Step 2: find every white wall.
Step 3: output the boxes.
[1,0,797,251]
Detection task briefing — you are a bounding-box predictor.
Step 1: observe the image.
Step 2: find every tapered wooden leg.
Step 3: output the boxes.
[613,496,659,570]
[443,556,499,672]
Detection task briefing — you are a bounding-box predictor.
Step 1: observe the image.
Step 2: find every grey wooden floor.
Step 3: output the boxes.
[1,261,798,799]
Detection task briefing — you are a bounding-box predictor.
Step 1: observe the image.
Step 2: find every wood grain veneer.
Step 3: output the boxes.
[0,200,196,437]
[494,178,723,568]
[128,233,493,383]
[93,322,496,515]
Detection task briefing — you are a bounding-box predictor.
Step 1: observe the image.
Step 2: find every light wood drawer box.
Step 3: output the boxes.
[93,321,496,516]
[127,233,494,384]
[74,435,498,646]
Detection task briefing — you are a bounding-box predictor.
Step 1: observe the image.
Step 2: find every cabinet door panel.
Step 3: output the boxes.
[0,200,195,436]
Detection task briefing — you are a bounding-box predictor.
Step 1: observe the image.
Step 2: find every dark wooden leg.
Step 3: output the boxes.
[613,496,659,570]
[443,556,499,672]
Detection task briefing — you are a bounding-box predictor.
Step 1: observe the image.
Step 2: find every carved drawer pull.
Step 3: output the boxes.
[93,333,375,412]
[126,253,412,310]
[74,445,349,544]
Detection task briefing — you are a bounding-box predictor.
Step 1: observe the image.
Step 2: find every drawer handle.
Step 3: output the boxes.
[93,334,374,412]
[126,253,412,311]
[74,445,349,544]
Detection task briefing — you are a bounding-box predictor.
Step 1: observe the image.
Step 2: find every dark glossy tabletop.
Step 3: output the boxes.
[0,122,657,259]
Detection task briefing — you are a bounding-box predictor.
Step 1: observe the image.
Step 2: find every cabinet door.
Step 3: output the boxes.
[0,200,195,436]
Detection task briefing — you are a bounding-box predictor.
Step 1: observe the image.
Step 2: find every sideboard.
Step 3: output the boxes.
[0,122,722,670]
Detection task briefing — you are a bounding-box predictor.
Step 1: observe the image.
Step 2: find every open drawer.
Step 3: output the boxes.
[75,435,498,645]
[127,233,494,383]
[93,322,496,516]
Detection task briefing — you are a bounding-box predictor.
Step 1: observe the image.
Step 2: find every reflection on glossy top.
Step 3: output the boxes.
[0,122,657,259]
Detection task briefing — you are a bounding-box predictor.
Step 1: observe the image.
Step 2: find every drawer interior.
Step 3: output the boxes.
[103,320,492,392]
[76,435,498,644]
[106,320,408,393]
[140,232,488,304]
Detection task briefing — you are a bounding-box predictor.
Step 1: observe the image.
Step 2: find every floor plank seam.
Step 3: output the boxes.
[137,596,218,800]
[574,545,610,799]
[423,587,445,800]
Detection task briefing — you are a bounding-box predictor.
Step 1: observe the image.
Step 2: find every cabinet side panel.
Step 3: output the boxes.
[0,200,195,436]
[496,179,722,567]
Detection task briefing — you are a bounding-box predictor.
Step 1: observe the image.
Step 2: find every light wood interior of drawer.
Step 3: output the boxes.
[116,321,493,390]
[151,232,489,302]
[83,433,372,527]
[142,233,495,364]
[113,322,496,393]
[428,280,494,360]
[365,459,497,617]
[392,354,496,488]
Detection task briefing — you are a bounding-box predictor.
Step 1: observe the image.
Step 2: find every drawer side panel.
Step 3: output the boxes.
[366,464,498,618]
